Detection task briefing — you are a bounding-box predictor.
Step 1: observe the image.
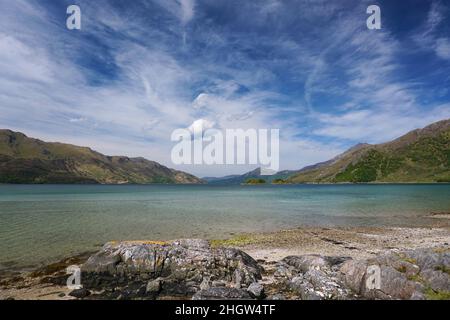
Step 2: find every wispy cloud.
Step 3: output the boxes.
[0,0,449,176]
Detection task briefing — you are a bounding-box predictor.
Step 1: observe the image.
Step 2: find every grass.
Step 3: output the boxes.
[210,234,258,248]
[407,274,424,283]
[424,288,450,300]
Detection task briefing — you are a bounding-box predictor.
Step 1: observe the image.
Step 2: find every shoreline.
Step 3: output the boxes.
[214,225,450,261]
[1,224,449,300]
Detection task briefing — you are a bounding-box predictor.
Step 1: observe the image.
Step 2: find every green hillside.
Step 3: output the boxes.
[0,130,203,184]
[288,119,450,183]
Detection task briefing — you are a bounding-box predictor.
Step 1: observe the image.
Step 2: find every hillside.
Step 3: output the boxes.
[288,119,450,183]
[204,168,296,185]
[0,130,203,184]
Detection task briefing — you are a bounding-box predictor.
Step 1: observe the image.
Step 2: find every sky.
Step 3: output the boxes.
[0,0,449,177]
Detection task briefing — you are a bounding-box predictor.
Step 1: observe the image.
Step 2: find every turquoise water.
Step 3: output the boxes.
[0,184,449,270]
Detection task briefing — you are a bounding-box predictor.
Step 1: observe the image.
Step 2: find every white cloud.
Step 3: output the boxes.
[435,38,450,59]
[151,0,196,25]
[188,118,216,134]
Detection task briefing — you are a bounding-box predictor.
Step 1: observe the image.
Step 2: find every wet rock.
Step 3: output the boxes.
[192,287,252,300]
[247,282,265,299]
[69,288,91,299]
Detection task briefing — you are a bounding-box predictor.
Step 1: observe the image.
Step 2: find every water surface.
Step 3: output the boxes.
[0,184,449,270]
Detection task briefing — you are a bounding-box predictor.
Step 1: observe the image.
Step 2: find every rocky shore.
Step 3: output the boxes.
[1,226,449,300]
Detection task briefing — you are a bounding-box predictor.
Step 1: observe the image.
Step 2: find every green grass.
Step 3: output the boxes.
[210,234,258,248]
[424,288,450,300]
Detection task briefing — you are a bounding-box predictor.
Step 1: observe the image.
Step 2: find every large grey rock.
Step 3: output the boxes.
[77,239,448,300]
[338,248,450,299]
[339,260,368,294]
[420,269,450,292]
[278,254,354,300]
[81,239,262,299]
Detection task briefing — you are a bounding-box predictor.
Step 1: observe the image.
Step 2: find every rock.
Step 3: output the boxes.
[81,239,262,298]
[77,239,448,300]
[374,265,416,299]
[339,260,368,294]
[274,264,293,278]
[338,248,450,300]
[278,254,354,300]
[410,291,426,300]
[420,269,450,292]
[247,282,265,299]
[69,288,91,299]
[192,287,252,300]
[57,293,66,298]
[267,294,285,300]
[200,278,211,291]
[282,255,329,273]
[146,278,162,296]
[289,270,352,300]
[211,280,227,287]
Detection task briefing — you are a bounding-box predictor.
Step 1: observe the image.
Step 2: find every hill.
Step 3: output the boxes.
[0,130,203,184]
[288,119,450,183]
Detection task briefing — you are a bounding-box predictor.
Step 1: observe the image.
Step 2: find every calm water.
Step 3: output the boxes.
[0,184,449,270]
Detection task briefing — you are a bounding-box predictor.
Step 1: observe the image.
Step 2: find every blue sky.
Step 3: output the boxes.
[0,0,449,176]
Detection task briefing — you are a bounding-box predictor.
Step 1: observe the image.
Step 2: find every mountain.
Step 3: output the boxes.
[205,168,296,185]
[288,119,450,183]
[0,130,204,184]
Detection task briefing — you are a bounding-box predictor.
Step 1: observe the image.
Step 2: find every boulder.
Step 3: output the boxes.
[81,239,262,299]
[278,254,354,300]
[69,288,91,299]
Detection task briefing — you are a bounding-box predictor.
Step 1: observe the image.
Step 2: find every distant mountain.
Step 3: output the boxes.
[288,119,450,183]
[0,130,204,184]
[205,168,296,185]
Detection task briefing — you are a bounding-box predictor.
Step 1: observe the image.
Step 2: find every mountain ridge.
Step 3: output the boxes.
[0,129,204,184]
[288,119,450,183]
